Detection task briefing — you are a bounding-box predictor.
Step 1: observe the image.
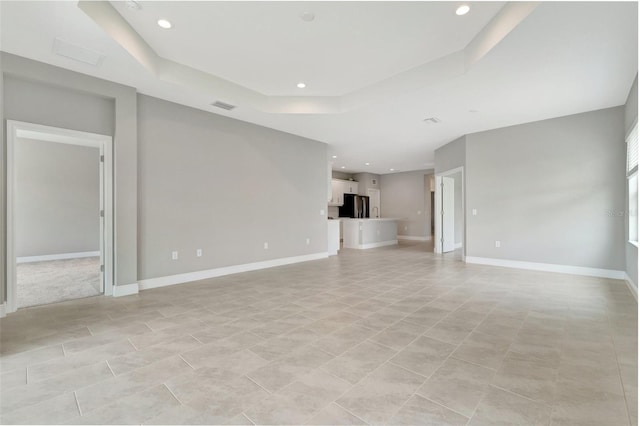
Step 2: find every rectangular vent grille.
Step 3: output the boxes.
[53,38,104,66]
[423,117,441,124]
[211,101,236,111]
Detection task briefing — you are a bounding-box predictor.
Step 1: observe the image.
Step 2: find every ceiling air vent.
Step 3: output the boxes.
[52,38,104,66]
[211,101,236,111]
[423,117,441,124]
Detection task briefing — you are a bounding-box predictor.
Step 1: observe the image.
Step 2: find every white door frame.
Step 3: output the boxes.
[434,166,465,259]
[6,120,114,314]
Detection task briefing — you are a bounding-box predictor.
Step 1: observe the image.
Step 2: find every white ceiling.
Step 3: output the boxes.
[1,1,637,175]
[111,1,504,96]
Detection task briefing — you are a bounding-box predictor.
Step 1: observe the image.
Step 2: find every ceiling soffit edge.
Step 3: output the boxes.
[78,1,539,115]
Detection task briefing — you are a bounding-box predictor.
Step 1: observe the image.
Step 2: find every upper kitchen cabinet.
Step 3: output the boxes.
[329,179,345,206]
[343,180,359,194]
[329,179,359,206]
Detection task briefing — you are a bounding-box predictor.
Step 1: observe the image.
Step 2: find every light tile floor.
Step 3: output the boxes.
[0,242,636,425]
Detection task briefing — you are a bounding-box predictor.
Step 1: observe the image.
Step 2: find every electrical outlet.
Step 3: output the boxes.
[404,226,408,231]
[495,241,501,248]
[264,242,269,249]
[306,238,310,245]
[171,251,178,260]
[196,249,202,257]
[472,209,477,216]
[320,209,325,215]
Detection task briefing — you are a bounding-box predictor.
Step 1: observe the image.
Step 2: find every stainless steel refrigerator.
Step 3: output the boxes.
[339,194,370,218]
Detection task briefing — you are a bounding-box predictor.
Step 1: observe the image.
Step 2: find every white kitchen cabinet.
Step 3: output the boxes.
[329,179,344,206]
[343,180,359,194]
[329,179,359,206]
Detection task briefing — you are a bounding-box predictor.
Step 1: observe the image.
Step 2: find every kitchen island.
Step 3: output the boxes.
[341,218,398,249]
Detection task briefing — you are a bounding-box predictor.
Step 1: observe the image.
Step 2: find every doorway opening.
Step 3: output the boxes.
[434,167,465,260]
[6,121,113,313]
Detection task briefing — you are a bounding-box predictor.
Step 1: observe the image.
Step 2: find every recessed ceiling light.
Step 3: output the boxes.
[341,166,346,169]
[365,162,370,166]
[456,5,470,16]
[300,12,315,22]
[332,155,337,159]
[389,168,395,171]
[157,19,172,29]
[297,82,306,89]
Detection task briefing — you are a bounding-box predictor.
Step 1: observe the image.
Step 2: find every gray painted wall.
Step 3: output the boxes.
[331,171,353,180]
[625,75,638,288]
[2,53,138,289]
[15,138,100,257]
[353,172,380,196]
[380,170,432,239]
[137,95,328,280]
[3,75,115,137]
[435,136,466,174]
[465,107,626,270]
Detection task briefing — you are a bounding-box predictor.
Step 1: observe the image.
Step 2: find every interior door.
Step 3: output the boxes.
[441,176,455,252]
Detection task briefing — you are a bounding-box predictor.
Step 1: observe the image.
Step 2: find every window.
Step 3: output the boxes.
[627,120,638,245]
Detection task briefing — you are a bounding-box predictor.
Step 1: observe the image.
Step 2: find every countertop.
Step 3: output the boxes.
[337,218,399,222]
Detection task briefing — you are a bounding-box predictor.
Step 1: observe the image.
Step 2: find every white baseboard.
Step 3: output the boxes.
[17,251,100,264]
[139,252,329,291]
[454,243,463,249]
[624,273,638,301]
[465,256,627,280]
[0,303,6,318]
[397,235,432,242]
[357,240,398,250]
[112,283,139,297]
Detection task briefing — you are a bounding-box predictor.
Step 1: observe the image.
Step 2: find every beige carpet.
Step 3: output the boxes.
[16,257,102,308]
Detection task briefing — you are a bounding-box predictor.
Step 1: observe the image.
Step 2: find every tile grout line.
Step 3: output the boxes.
[244,374,274,395]
[381,288,492,422]
[240,412,256,425]
[73,391,83,417]
[420,394,471,421]
[188,333,205,345]
[241,411,260,425]
[396,288,514,424]
[332,401,372,425]
[105,359,116,377]
[163,383,185,406]
[465,303,570,422]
